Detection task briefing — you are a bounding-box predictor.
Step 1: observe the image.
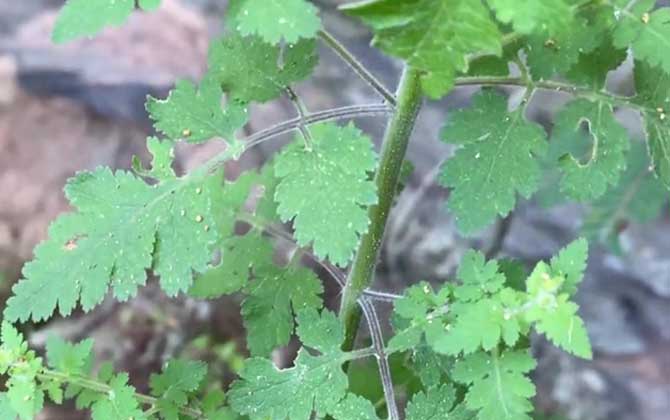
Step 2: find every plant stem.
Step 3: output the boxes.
[318,29,397,106]
[339,67,423,351]
[454,76,648,112]
[38,369,204,418]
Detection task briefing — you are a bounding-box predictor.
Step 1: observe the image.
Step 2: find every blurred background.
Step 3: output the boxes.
[0,1,669,419]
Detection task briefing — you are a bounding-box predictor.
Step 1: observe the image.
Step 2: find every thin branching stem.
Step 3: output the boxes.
[285,86,314,149]
[318,29,397,106]
[38,369,204,418]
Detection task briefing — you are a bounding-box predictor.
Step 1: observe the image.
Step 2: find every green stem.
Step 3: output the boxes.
[454,76,648,112]
[339,67,423,351]
[318,29,397,106]
[38,369,204,418]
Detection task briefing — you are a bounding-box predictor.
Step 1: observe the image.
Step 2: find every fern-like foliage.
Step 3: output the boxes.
[6,0,670,419]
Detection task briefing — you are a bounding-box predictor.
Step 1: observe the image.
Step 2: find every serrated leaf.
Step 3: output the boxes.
[486,0,571,35]
[274,123,378,266]
[52,0,160,43]
[440,90,547,234]
[454,250,506,301]
[91,373,146,420]
[46,336,93,376]
[566,36,627,89]
[526,14,604,80]
[613,1,670,74]
[133,137,176,181]
[229,309,348,420]
[147,75,248,145]
[228,0,321,44]
[7,378,43,420]
[330,394,379,420]
[150,359,207,419]
[5,167,221,323]
[549,238,589,296]
[343,0,502,98]
[209,33,318,103]
[387,283,451,353]
[406,384,465,420]
[242,264,323,356]
[634,60,670,187]
[583,142,668,250]
[550,99,630,200]
[452,350,536,420]
[527,297,592,359]
[189,233,275,298]
[433,297,521,355]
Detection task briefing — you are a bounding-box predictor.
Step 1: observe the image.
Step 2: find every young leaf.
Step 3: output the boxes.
[453,250,506,301]
[146,75,248,145]
[343,0,502,98]
[242,264,323,356]
[549,238,589,296]
[52,0,160,43]
[440,90,547,234]
[46,336,93,376]
[228,0,321,44]
[133,137,177,181]
[486,0,571,36]
[229,309,349,419]
[5,167,221,322]
[452,350,536,420]
[550,99,629,200]
[149,359,207,419]
[433,296,522,356]
[209,33,318,103]
[274,123,378,266]
[90,373,146,420]
[613,1,670,74]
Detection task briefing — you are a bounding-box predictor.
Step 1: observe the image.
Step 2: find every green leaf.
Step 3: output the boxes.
[5,167,221,323]
[613,1,670,74]
[583,142,668,250]
[525,13,605,80]
[242,264,323,356]
[189,233,275,298]
[566,37,627,89]
[228,0,321,44]
[343,0,502,98]
[209,33,318,103]
[387,283,450,353]
[550,99,630,200]
[486,0,571,35]
[440,90,547,234]
[452,350,536,420]
[433,296,522,355]
[634,60,670,187]
[229,309,348,420]
[528,297,592,359]
[7,377,43,420]
[52,0,160,43]
[150,359,207,419]
[549,238,589,296]
[132,137,177,181]
[146,75,248,145]
[274,123,378,266]
[91,373,146,420]
[0,393,18,420]
[453,250,506,301]
[406,384,467,420]
[330,394,379,420]
[46,336,93,376]
[0,323,27,373]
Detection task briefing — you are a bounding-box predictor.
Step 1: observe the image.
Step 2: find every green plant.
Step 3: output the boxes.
[1,0,669,419]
